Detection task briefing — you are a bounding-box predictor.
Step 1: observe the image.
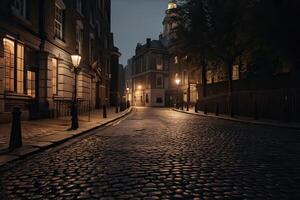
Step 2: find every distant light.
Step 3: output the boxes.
[168,2,177,10]
[137,85,142,90]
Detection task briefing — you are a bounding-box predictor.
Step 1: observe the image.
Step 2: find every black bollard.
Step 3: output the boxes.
[103,104,107,118]
[195,102,198,113]
[181,102,184,110]
[9,107,23,151]
[186,103,189,111]
[115,105,119,113]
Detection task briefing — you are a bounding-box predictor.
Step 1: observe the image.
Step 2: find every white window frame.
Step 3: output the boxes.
[76,20,84,54]
[54,0,65,40]
[76,0,82,14]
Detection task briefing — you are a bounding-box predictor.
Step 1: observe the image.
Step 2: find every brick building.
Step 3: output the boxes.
[0,0,113,123]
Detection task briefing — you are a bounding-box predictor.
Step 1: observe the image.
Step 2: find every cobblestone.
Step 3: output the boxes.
[0,107,300,199]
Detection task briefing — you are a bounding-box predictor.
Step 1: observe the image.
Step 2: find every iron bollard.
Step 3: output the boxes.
[103,104,107,118]
[195,102,198,113]
[115,105,119,113]
[186,103,189,111]
[181,102,184,110]
[9,107,22,151]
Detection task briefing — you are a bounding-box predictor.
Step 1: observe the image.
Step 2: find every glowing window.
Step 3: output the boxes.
[16,44,24,94]
[3,38,15,92]
[52,58,58,95]
[27,71,36,98]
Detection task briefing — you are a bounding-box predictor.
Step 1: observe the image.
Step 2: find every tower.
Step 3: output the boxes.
[162,0,178,44]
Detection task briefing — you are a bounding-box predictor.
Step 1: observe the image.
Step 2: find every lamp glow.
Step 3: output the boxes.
[71,54,82,68]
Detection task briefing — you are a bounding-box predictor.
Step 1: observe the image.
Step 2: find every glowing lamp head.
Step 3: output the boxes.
[71,52,82,68]
[126,88,130,91]
[137,85,142,90]
[175,78,180,85]
[168,0,177,10]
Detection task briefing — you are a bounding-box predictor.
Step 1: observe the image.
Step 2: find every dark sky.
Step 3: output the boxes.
[111,0,169,66]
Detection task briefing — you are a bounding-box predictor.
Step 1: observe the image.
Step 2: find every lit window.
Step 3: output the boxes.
[27,71,36,98]
[16,44,24,94]
[76,0,82,14]
[174,56,178,64]
[54,2,65,40]
[52,58,58,95]
[232,65,240,80]
[3,38,15,92]
[168,2,177,10]
[156,57,163,70]
[12,0,27,19]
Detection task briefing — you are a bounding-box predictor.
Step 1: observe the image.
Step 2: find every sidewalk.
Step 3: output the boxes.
[0,107,132,167]
[173,107,300,130]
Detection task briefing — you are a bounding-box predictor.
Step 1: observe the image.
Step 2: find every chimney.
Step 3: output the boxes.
[146,38,151,48]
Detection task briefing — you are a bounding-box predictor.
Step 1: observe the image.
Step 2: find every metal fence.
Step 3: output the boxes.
[53,100,91,118]
[198,89,300,122]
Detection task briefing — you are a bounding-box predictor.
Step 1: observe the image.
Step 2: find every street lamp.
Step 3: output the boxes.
[175,77,181,109]
[70,51,82,130]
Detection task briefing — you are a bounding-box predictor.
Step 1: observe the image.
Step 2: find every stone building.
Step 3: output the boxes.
[127,0,199,107]
[0,0,113,123]
[130,39,169,107]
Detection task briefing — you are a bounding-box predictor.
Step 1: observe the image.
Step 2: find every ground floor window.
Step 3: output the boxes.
[27,71,36,98]
[3,38,15,92]
[156,97,163,103]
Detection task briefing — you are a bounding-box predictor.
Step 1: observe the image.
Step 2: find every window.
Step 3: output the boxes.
[76,21,84,54]
[76,0,82,14]
[174,56,178,64]
[156,57,163,70]
[156,74,163,88]
[3,38,15,92]
[27,71,36,98]
[89,34,95,63]
[52,58,58,95]
[54,1,65,40]
[16,44,24,94]
[232,65,240,80]
[12,0,27,19]
[3,38,25,94]
[90,11,95,26]
[156,97,163,103]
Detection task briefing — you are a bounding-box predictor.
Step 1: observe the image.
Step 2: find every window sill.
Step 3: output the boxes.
[54,37,67,47]
[11,9,31,26]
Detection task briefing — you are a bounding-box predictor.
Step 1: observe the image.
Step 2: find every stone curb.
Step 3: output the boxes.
[0,108,133,168]
[172,108,300,130]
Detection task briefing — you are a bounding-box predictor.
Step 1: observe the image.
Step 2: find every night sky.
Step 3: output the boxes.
[111,0,169,66]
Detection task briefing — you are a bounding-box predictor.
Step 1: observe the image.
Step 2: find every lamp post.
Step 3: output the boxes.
[70,51,82,130]
[175,77,181,109]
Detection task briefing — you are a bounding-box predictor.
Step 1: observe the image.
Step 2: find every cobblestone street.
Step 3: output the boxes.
[0,107,300,199]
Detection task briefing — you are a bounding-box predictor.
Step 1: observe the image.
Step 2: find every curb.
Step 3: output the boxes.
[172,108,300,130]
[0,108,133,169]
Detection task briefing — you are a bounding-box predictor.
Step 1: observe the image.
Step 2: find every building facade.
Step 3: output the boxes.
[0,0,113,123]
[130,39,169,107]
